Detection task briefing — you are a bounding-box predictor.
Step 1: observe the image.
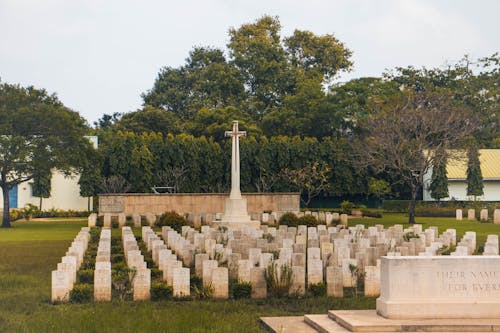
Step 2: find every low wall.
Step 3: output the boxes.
[376,256,500,319]
[98,193,300,216]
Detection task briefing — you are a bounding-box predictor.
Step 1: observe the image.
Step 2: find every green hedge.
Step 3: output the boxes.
[382,200,500,213]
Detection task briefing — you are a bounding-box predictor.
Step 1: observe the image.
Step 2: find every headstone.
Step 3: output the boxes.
[326,266,343,297]
[103,213,111,227]
[211,267,228,299]
[467,209,475,221]
[340,214,348,226]
[291,266,305,296]
[172,267,190,298]
[364,265,380,297]
[133,268,151,301]
[250,267,267,299]
[227,253,242,280]
[455,209,462,221]
[118,213,126,227]
[88,213,97,227]
[132,214,141,227]
[237,260,252,283]
[51,270,70,302]
[195,253,209,277]
[307,259,323,285]
[94,268,111,301]
[202,260,218,286]
[480,209,488,221]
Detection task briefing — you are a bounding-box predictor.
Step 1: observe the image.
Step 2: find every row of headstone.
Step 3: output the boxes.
[94,228,111,301]
[89,213,155,228]
[122,227,150,300]
[456,209,500,223]
[483,235,499,256]
[145,226,191,298]
[51,227,90,302]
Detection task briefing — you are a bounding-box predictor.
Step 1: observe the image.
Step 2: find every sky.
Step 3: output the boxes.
[1,0,499,125]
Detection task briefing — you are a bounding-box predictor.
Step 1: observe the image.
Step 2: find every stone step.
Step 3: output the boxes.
[260,316,319,333]
[303,314,350,333]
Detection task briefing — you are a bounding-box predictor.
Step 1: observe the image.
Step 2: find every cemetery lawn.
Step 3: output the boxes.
[0,216,498,332]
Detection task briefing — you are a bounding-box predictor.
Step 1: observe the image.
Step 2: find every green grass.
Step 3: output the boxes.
[0,216,499,332]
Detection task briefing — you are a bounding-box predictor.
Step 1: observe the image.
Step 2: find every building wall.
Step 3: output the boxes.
[98,193,300,215]
[423,179,500,201]
[0,171,92,211]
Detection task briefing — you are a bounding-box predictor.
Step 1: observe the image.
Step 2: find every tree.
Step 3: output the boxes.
[32,168,51,210]
[0,82,93,227]
[429,151,449,201]
[281,161,331,207]
[354,89,477,224]
[466,144,484,200]
[367,178,391,201]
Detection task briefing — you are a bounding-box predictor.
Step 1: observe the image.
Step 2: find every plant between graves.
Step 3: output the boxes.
[297,215,318,227]
[150,268,163,282]
[150,282,173,301]
[308,282,326,297]
[112,267,136,301]
[69,284,93,303]
[192,282,214,299]
[263,233,275,243]
[436,245,455,255]
[403,231,420,242]
[265,261,293,298]
[77,269,94,284]
[340,200,355,214]
[231,282,252,299]
[348,264,365,296]
[279,212,300,227]
[157,211,188,232]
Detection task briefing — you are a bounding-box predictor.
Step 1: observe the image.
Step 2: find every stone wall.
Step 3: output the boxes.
[98,193,300,215]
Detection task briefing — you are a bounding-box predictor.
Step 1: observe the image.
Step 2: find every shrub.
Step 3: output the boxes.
[415,207,455,217]
[80,257,95,270]
[403,231,419,242]
[145,257,155,268]
[265,261,293,298]
[111,245,122,254]
[382,200,410,212]
[112,262,128,272]
[89,228,100,243]
[111,254,124,264]
[112,267,136,301]
[10,209,21,221]
[360,208,383,218]
[297,215,318,227]
[279,212,299,227]
[77,269,94,284]
[69,284,93,303]
[20,204,41,220]
[150,283,173,301]
[151,268,163,282]
[157,211,187,232]
[192,283,213,299]
[231,282,252,299]
[190,274,203,292]
[111,220,119,228]
[340,201,355,214]
[96,216,104,227]
[308,282,326,297]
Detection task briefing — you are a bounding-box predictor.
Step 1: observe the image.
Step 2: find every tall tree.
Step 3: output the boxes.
[0,82,93,227]
[429,150,449,201]
[354,89,477,224]
[32,168,51,210]
[466,144,484,200]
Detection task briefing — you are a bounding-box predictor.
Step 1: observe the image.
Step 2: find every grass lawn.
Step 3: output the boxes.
[0,215,498,332]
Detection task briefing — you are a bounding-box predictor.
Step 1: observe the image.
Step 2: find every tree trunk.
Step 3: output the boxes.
[88,197,91,212]
[39,197,43,210]
[2,184,11,228]
[408,186,417,224]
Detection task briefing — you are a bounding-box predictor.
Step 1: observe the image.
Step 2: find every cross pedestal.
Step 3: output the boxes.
[217,120,260,230]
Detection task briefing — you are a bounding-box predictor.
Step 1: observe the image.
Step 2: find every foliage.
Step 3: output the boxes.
[0,82,93,227]
[112,267,136,301]
[151,283,173,301]
[360,208,383,218]
[99,175,131,193]
[348,264,364,297]
[31,167,51,210]
[466,144,484,199]
[403,231,420,242]
[111,254,124,264]
[340,200,355,214]
[382,200,410,212]
[20,204,41,221]
[192,283,214,300]
[69,284,93,303]
[308,282,326,297]
[282,161,331,206]
[429,150,449,201]
[278,212,299,227]
[231,282,252,299]
[367,178,391,200]
[353,89,477,224]
[415,206,456,217]
[297,215,318,227]
[265,261,294,298]
[157,211,187,232]
[77,269,94,284]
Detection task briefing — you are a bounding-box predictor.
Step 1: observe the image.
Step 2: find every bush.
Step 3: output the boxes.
[415,206,455,217]
[77,269,94,284]
[157,211,187,232]
[151,268,163,281]
[308,282,326,297]
[112,262,128,272]
[279,212,299,227]
[340,201,355,214]
[297,215,318,227]
[360,208,383,218]
[382,200,409,212]
[96,216,104,227]
[190,274,203,292]
[111,220,119,228]
[111,254,124,264]
[69,284,93,303]
[265,261,293,298]
[80,257,95,270]
[20,204,41,220]
[231,282,252,299]
[150,283,173,301]
[10,209,21,221]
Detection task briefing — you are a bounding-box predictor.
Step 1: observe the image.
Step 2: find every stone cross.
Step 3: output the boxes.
[225,120,246,200]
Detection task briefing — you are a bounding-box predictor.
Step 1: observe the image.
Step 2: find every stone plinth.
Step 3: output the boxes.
[376,256,500,319]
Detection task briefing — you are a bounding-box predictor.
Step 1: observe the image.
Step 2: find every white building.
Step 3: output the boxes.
[423,149,500,201]
[0,136,98,211]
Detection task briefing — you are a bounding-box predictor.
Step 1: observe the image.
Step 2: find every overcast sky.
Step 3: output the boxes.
[1,0,499,125]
